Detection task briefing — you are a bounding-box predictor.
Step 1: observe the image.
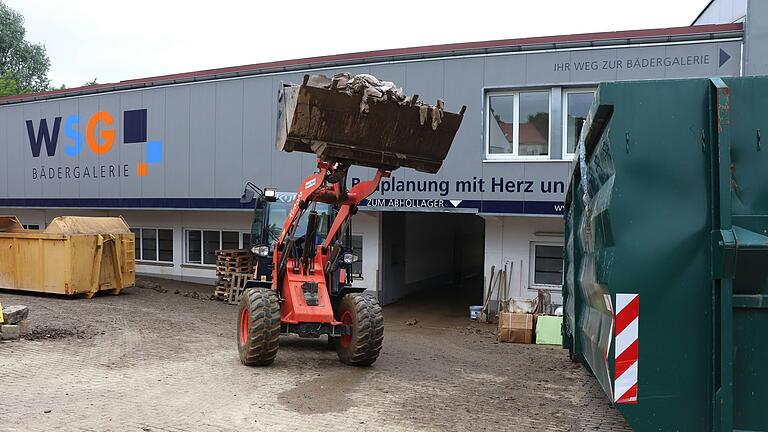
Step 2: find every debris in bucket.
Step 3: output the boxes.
[305,72,446,128]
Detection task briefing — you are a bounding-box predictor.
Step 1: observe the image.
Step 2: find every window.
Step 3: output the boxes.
[563,89,596,158]
[184,229,250,265]
[530,242,564,289]
[350,234,364,278]
[22,224,39,230]
[486,90,550,159]
[131,228,174,263]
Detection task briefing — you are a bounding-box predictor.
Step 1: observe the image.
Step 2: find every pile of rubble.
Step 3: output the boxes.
[306,73,446,129]
[1,305,30,341]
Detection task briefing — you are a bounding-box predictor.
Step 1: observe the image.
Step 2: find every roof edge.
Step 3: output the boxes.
[0,22,743,105]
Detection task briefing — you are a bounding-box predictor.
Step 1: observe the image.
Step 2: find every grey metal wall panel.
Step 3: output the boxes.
[188,84,216,198]
[568,49,619,83]
[745,0,768,75]
[6,107,24,198]
[140,90,166,198]
[526,51,572,85]
[268,75,303,194]
[22,103,43,199]
[0,106,6,197]
[480,161,527,201]
[214,80,244,198]
[484,55,526,87]
[0,40,743,216]
[119,91,143,198]
[443,57,484,200]
[242,78,273,189]
[164,86,191,198]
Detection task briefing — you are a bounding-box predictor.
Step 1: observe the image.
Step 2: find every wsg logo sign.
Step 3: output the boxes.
[26,109,162,178]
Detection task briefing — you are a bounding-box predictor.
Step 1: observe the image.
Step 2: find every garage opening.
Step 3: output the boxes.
[380,211,485,320]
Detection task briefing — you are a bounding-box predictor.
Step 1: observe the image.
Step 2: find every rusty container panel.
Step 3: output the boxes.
[0,216,135,298]
[276,80,464,174]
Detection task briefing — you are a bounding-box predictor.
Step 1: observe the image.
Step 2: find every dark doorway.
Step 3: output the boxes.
[380,211,485,318]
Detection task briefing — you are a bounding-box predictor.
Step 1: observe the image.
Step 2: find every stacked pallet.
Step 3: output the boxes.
[214,249,254,304]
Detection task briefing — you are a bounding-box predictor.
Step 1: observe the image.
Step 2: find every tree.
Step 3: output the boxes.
[0,1,51,94]
[83,78,98,86]
[0,71,17,96]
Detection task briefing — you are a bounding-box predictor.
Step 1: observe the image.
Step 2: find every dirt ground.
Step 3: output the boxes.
[0,278,630,432]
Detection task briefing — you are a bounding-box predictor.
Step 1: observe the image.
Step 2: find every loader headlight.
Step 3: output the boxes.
[252,245,270,257]
[342,253,359,264]
[263,188,277,202]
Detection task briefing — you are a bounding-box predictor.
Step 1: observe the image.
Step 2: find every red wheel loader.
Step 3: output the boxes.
[237,73,465,366]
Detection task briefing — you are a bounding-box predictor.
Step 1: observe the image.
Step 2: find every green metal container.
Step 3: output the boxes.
[563,76,768,432]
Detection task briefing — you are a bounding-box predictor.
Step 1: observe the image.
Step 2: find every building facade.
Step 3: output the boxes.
[0,0,761,307]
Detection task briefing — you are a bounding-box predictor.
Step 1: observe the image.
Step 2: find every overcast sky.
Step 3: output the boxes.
[5,0,711,88]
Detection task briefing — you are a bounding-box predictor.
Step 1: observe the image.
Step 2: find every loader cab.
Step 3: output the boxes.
[240,184,356,289]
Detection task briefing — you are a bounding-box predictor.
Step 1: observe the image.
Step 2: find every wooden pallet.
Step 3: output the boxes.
[226,273,250,305]
[213,271,250,304]
[213,249,254,302]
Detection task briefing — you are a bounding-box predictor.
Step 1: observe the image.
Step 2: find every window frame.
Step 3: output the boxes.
[131,227,174,263]
[561,88,597,160]
[183,228,251,266]
[528,241,564,290]
[485,89,552,161]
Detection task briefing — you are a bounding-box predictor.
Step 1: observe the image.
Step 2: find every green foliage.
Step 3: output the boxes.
[0,71,18,96]
[0,1,51,95]
[83,78,98,86]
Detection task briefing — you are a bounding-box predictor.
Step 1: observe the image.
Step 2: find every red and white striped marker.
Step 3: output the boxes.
[614,293,639,404]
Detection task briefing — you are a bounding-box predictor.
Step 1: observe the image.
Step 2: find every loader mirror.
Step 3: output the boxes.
[240,188,255,204]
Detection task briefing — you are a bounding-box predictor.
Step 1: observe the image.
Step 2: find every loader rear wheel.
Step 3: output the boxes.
[336,293,384,366]
[237,288,281,366]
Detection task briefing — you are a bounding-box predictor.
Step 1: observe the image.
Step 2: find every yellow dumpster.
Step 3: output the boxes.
[0,216,136,298]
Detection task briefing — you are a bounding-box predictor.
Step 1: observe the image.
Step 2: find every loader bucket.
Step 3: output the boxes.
[276,75,465,174]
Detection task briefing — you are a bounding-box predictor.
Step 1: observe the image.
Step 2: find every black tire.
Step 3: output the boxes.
[237,288,281,366]
[335,293,384,366]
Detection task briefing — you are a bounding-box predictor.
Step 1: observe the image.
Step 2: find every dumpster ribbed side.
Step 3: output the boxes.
[566,78,717,431]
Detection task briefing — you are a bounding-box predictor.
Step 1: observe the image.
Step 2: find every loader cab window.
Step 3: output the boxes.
[248,197,267,247]
[263,201,332,248]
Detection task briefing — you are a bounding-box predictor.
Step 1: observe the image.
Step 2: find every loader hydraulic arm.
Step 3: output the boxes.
[273,159,389,290]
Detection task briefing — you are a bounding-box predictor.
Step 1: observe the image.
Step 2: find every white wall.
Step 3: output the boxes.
[351,210,380,294]
[483,215,565,304]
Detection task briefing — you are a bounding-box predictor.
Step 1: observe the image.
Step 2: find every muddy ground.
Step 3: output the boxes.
[0,278,629,432]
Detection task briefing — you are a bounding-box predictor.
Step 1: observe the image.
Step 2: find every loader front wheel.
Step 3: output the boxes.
[237,288,281,366]
[336,293,384,366]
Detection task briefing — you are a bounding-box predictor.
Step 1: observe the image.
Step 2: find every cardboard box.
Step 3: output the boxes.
[498,312,535,344]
